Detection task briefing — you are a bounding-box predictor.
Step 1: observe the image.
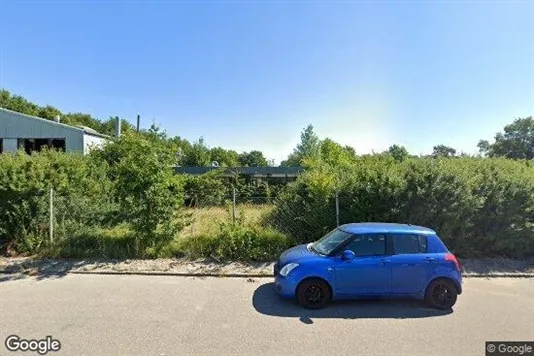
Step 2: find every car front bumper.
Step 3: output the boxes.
[273,262,297,299]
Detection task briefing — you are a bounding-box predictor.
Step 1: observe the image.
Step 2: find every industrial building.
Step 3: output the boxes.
[174,166,304,183]
[0,107,113,154]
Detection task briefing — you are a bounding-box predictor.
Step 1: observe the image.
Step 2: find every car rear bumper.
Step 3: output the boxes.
[455,271,463,294]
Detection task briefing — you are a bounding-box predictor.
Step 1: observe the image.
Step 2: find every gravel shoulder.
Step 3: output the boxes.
[1,256,533,278]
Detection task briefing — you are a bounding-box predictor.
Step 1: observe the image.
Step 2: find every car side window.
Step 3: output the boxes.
[345,234,386,256]
[393,234,427,254]
[418,235,427,252]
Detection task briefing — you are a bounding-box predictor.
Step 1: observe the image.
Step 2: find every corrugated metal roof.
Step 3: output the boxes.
[0,107,112,139]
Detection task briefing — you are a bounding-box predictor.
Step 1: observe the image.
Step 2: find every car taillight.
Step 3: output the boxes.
[445,253,461,271]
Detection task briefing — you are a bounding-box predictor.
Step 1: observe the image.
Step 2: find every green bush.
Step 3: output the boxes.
[183,172,229,206]
[0,150,114,253]
[92,132,187,252]
[3,142,533,260]
[269,156,534,258]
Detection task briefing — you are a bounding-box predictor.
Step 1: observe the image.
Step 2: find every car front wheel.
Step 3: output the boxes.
[425,278,458,310]
[297,278,331,309]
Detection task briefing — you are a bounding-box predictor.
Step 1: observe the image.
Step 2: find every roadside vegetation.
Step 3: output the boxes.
[1,90,533,261]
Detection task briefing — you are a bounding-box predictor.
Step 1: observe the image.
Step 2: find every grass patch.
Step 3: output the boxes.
[170,221,292,261]
[178,204,274,239]
[39,225,138,259]
[34,204,290,261]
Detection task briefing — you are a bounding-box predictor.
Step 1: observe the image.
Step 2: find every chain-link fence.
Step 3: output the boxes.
[0,188,132,258]
[178,189,277,240]
[2,186,345,257]
[14,187,346,243]
[177,188,342,242]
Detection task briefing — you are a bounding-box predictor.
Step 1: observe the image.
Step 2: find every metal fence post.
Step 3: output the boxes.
[49,187,54,242]
[232,186,236,225]
[335,190,340,227]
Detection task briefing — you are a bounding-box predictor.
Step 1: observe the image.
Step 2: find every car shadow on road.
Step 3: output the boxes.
[252,283,453,323]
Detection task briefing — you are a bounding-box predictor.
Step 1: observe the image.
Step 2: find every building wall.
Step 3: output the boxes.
[83,134,107,154]
[2,138,18,152]
[1,108,90,153]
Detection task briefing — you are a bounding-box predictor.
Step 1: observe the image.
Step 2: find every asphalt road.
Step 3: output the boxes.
[1,274,533,356]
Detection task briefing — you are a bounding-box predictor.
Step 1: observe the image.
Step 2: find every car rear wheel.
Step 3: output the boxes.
[297,278,331,309]
[425,278,458,310]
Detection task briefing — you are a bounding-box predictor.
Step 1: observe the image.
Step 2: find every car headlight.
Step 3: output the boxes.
[279,263,299,277]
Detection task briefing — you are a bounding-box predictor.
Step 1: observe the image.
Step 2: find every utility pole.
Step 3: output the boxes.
[136,114,140,132]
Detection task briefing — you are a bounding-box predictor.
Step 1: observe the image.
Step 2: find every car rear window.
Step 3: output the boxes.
[393,234,427,254]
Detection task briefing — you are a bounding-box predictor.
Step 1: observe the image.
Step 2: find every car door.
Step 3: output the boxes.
[333,234,392,296]
[389,234,433,294]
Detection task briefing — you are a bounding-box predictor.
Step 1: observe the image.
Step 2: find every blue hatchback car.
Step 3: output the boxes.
[274,223,462,310]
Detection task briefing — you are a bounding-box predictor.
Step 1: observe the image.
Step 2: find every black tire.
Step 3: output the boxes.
[297,278,332,309]
[425,278,458,310]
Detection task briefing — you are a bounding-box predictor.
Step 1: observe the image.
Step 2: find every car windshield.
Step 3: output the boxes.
[311,228,353,255]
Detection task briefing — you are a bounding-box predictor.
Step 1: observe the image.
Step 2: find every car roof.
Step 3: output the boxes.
[339,222,436,235]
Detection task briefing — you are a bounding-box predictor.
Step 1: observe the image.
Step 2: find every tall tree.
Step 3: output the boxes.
[320,138,355,167]
[387,144,409,162]
[281,124,322,166]
[432,144,457,158]
[37,105,62,121]
[210,147,240,167]
[344,145,357,159]
[238,150,269,167]
[182,137,211,166]
[478,117,534,160]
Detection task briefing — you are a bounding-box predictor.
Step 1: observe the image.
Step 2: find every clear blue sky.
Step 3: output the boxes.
[1,1,533,163]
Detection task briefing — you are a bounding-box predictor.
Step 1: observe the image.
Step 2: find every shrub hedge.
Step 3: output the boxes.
[269,156,534,258]
[1,147,533,259]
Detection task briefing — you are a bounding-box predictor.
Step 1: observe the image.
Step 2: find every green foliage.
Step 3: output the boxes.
[0,89,135,136]
[281,125,358,168]
[40,226,137,259]
[210,147,240,167]
[387,144,410,162]
[2,90,533,260]
[266,163,339,243]
[100,117,136,137]
[183,171,229,206]
[269,156,534,257]
[175,215,292,261]
[478,117,534,160]
[238,150,269,167]
[432,144,457,158]
[0,150,113,253]
[182,137,211,166]
[319,138,356,167]
[281,124,321,166]
[0,90,40,116]
[93,131,186,251]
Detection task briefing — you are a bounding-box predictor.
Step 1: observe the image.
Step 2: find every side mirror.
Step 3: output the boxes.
[342,250,355,261]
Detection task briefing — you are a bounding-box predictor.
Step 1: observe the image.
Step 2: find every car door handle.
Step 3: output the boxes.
[402,263,410,267]
[379,259,390,266]
[425,257,435,263]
